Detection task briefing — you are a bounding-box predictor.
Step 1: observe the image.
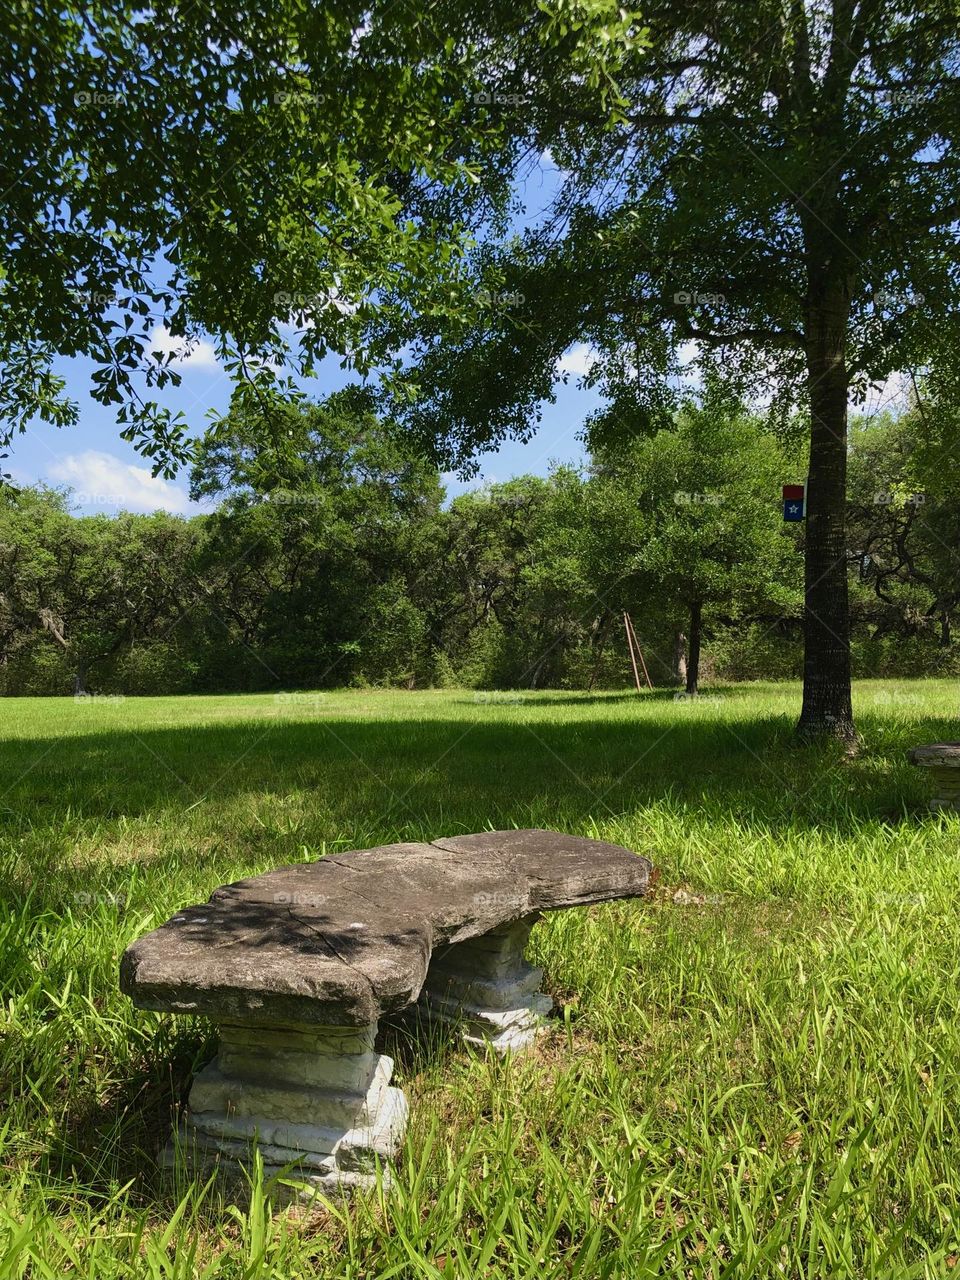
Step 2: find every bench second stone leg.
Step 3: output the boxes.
[416,915,553,1054]
[164,1021,407,1200]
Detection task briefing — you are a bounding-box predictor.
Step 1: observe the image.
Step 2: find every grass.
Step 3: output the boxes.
[1,678,959,1278]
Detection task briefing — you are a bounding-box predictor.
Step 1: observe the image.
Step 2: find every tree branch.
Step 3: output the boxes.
[681,323,804,348]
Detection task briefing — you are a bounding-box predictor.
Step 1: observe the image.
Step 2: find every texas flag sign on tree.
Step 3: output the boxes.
[782,484,806,523]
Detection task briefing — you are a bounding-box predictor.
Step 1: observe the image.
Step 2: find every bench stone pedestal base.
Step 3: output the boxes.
[416,917,553,1054]
[908,743,960,814]
[163,1022,407,1201]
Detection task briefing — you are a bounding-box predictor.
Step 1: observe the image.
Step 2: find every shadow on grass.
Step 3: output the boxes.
[4,696,953,1213]
[0,707,952,845]
[41,1026,210,1210]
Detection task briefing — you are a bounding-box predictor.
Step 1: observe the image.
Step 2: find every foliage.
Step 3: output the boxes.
[0,391,957,694]
[396,0,960,735]
[585,404,804,689]
[0,0,642,475]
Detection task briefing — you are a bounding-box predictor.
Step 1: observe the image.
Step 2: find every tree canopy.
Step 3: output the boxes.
[4,390,956,698]
[0,0,636,472]
[395,0,960,736]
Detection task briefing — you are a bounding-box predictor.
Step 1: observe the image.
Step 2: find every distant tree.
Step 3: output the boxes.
[847,402,960,651]
[587,404,803,695]
[435,470,596,687]
[0,489,194,692]
[190,388,444,687]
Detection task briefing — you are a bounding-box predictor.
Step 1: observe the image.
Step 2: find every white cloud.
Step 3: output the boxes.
[855,371,911,418]
[556,343,598,378]
[49,451,194,514]
[540,148,573,180]
[149,324,219,368]
[676,340,700,368]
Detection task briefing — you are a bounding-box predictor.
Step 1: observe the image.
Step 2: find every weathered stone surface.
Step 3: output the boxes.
[907,742,960,764]
[121,829,652,1196]
[162,1019,408,1199]
[413,917,555,1054]
[908,743,960,813]
[121,830,651,1026]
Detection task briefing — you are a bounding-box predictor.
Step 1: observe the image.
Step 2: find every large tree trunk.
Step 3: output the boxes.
[685,601,701,697]
[797,273,855,740]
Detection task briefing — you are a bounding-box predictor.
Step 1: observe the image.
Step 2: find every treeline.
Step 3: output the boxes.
[1,391,957,696]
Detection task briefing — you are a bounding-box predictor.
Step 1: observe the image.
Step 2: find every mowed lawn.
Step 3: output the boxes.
[2,681,960,1278]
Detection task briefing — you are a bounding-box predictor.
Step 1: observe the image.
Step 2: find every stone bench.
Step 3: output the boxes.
[908,742,960,813]
[121,828,652,1199]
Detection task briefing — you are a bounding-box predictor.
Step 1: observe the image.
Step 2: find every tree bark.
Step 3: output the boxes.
[797,272,855,741]
[685,602,701,697]
[587,614,612,690]
[940,610,951,648]
[672,629,687,686]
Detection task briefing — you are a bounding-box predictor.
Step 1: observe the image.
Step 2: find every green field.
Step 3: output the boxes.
[2,681,960,1278]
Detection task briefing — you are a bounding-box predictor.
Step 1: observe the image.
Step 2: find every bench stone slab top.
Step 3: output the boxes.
[120,829,652,1027]
[907,742,960,764]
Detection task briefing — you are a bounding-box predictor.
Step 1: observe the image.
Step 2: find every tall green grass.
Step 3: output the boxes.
[1,680,959,1277]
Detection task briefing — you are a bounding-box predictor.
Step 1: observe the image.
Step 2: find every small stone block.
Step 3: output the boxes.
[908,742,960,813]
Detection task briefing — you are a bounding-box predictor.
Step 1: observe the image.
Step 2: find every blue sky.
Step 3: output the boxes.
[10,340,604,517]
[11,155,607,516]
[9,150,905,517]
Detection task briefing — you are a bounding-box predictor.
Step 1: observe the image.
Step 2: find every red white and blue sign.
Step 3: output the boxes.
[782,483,805,522]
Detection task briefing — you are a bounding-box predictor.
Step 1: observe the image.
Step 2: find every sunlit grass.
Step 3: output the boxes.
[1,680,959,1276]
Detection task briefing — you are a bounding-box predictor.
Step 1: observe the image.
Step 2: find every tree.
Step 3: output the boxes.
[397,0,960,737]
[847,399,960,654]
[0,0,634,474]
[190,388,445,687]
[587,403,802,694]
[434,470,597,687]
[0,488,194,692]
